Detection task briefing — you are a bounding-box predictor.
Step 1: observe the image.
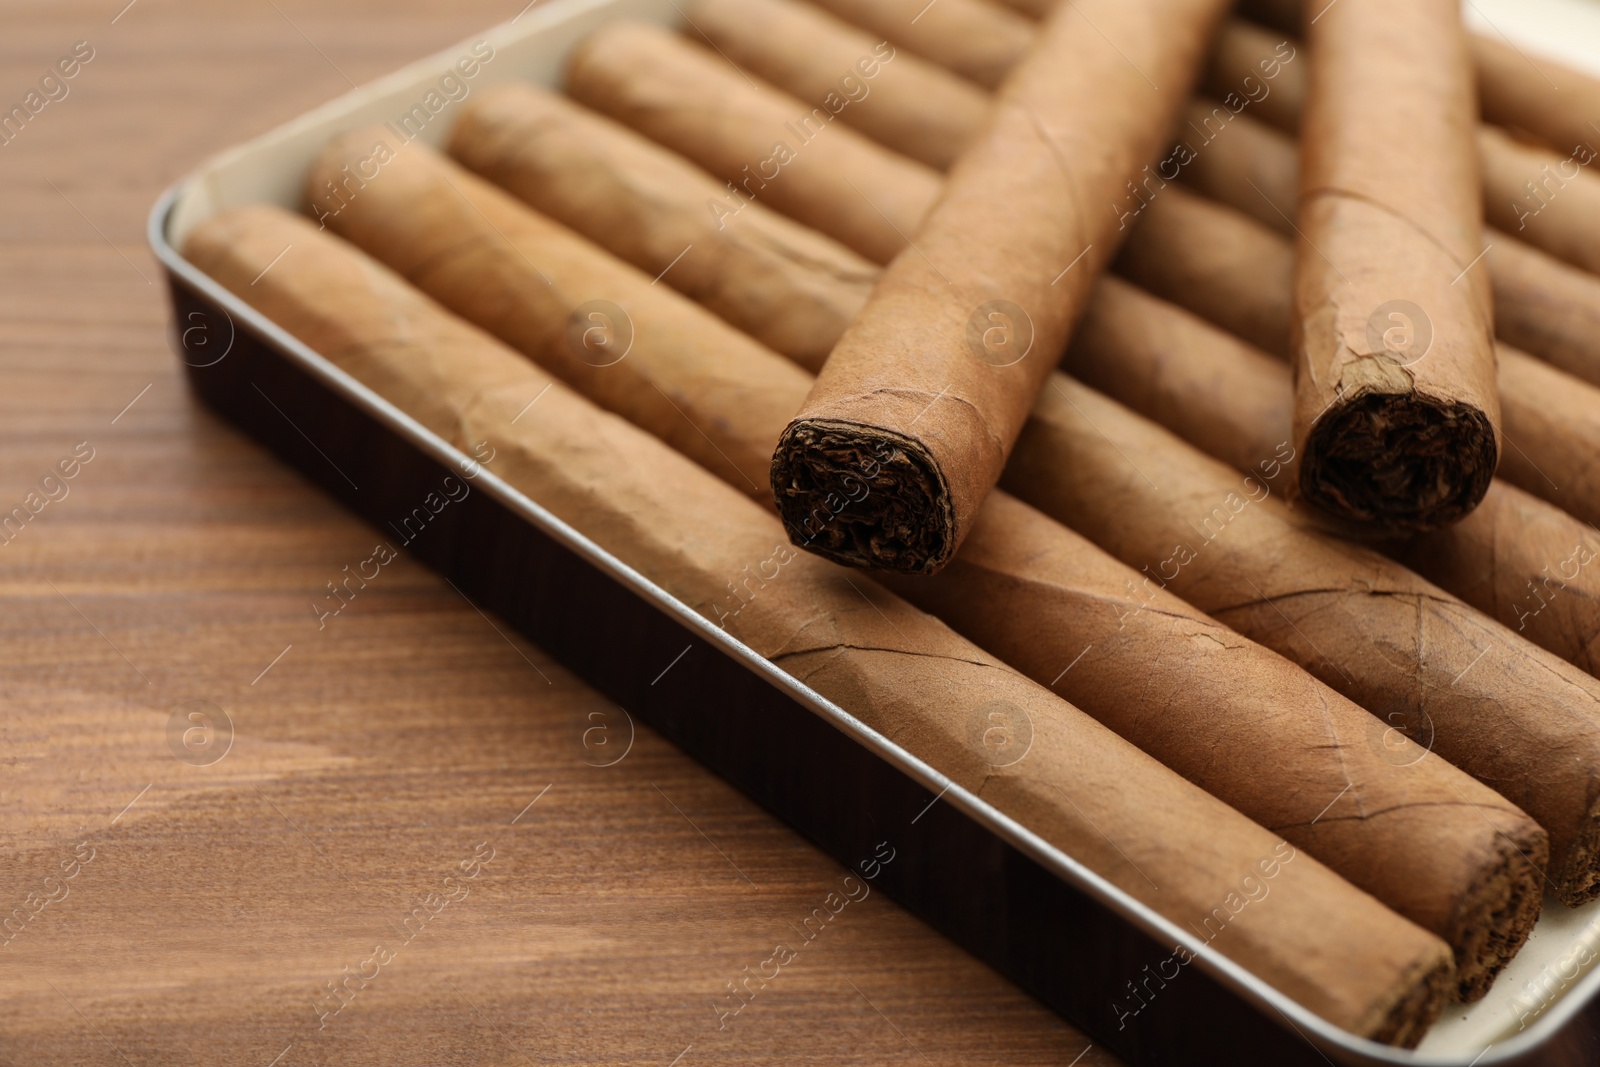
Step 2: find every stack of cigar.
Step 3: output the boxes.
[180,0,1600,1047]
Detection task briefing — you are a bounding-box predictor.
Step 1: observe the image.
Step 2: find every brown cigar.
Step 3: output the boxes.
[1289,0,1498,535]
[564,21,940,266]
[1007,370,1600,910]
[185,201,1457,1045]
[453,73,1364,425]
[1114,185,1294,359]
[460,32,1304,383]
[306,128,808,499]
[653,0,1599,528]
[1200,18,1305,134]
[771,0,1233,574]
[312,133,1542,998]
[1166,86,1600,532]
[806,1,1600,304]
[1067,272,1600,684]
[1176,78,1600,400]
[791,20,1291,235]
[1497,347,1600,530]
[1398,486,1600,680]
[1490,236,1600,389]
[801,0,1033,89]
[1208,17,1600,284]
[1480,125,1600,277]
[1128,114,1600,536]
[1111,183,1600,674]
[1245,0,1600,167]
[1471,31,1600,169]
[681,0,990,170]
[1176,96,1303,233]
[447,83,874,373]
[1064,275,1291,472]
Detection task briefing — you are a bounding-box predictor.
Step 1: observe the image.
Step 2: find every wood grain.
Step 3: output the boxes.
[0,2,1117,1064]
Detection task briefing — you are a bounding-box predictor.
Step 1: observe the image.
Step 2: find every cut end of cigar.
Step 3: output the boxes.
[1298,391,1498,535]
[1371,954,1454,1049]
[1449,828,1547,1002]
[771,418,954,575]
[1552,798,1600,908]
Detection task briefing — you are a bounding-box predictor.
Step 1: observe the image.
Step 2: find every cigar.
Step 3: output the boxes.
[1175,84,1600,403]
[1490,236,1600,390]
[1064,275,1291,473]
[448,83,874,373]
[1288,0,1499,535]
[771,0,1232,574]
[1199,18,1304,134]
[801,0,1034,89]
[307,128,808,499]
[550,0,1286,390]
[1128,114,1600,537]
[563,21,940,265]
[1007,370,1600,910]
[809,0,1307,231]
[1480,125,1600,278]
[1208,17,1600,286]
[807,0,1600,314]
[458,14,1600,828]
[1397,487,1600,681]
[1175,96,1303,234]
[1108,174,1600,674]
[461,26,1300,382]
[311,134,1542,998]
[899,497,1540,1007]
[1471,31,1600,176]
[1113,185,1294,359]
[1240,0,1600,168]
[185,201,1458,1045]
[1067,272,1600,687]
[681,0,990,170]
[1497,347,1600,531]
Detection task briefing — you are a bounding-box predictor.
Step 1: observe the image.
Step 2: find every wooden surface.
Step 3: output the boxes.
[0,2,1117,1064]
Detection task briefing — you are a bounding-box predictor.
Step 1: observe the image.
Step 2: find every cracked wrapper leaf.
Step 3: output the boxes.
[1289,0,1499,534]
[1110,182,1600,677]
[1199,16,1600,400]
[1141,99,1600,539]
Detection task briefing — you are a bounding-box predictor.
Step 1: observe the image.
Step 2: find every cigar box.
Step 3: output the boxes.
[148,0,1600,1062]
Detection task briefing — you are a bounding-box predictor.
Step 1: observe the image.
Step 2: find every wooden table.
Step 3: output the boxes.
[0,3,1118,1063]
